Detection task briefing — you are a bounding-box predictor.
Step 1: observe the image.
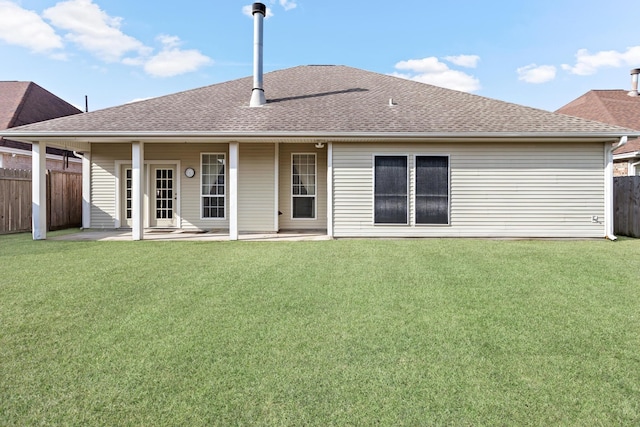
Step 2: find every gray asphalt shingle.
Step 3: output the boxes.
[6,66,637,135]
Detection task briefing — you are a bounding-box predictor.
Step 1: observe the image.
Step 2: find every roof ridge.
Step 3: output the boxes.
[6,82,33,129]
[590,92,618,124]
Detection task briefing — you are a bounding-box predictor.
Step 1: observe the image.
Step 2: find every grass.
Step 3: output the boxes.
[1,231,639,426]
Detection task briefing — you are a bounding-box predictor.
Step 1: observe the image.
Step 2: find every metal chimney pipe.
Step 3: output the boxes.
[250,2,267,107]
[628,68,640,97]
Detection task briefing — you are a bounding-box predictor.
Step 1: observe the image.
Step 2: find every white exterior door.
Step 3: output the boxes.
[150,165,176,227]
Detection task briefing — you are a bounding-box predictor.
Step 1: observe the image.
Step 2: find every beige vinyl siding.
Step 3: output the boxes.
[238,143,276,232]
[148,143,229,231]
[279,144,327,230]
[333,141,606,238]
[90,144,130,228]
[89,142,229,230]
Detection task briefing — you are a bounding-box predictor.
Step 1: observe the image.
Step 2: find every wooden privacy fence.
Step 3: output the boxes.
[0,168,82,234]
[48,170,82,231]
[614,176,640,238]
[0,169,31,233]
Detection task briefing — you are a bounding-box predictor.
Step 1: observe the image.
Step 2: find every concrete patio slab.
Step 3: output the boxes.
[50,229,332,242]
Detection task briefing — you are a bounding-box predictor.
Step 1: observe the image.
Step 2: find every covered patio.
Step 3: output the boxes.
[49,229,331,242]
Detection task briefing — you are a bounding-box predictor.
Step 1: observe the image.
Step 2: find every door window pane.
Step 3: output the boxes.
[154,168,174,221]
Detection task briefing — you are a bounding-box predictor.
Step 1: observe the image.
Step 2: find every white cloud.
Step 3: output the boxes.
[276,0,297,11]
[392,56,481,92]
[562,46,640,76]
[444,54,480,68]
[157,34,181,49]
[143,35,213,77]
[396,57,449,74]
[517,64,556,83]
[0,0,217,78]
[243,4,275,19]
[43,0,150,62]
[0,1,63,53]
[39,0,211,77]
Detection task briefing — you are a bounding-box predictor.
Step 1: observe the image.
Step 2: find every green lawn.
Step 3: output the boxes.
[1,232,639,426]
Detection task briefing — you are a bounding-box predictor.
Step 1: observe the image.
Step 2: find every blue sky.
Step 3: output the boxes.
[1,0,639,112]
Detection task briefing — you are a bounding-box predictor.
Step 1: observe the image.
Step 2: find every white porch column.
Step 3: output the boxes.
[327,142,334,238]
[32,141,47,240]
[274,142,279,232]
[81,152,91,229]
[132,141,144,241]
[229,142,239,240]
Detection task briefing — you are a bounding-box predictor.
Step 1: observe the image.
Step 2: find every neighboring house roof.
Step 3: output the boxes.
[4,66,638,145]
[0,81,82,153]
[556,90,640,156]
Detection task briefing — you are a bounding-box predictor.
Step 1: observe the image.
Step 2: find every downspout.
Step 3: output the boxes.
[605,136,628,240]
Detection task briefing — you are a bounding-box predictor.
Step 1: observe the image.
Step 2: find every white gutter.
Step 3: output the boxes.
[613,151,640,161]
[605,136,628,240]
[0,145,81,162]
[2,131,638,142]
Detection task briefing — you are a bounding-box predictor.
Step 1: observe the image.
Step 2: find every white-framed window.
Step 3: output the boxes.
[201,153,226,219]
[374,155,409,224]
[292,153,316,219]
[373,154,450,226]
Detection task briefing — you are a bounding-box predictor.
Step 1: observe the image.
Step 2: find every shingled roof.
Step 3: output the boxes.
[556,90,640,155]
[0,81,82,151]
[5,66,637,140]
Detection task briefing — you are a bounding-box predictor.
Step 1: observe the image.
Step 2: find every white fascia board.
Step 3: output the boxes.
[0,146,82,162]
[0,136,91,152]
[2,131,639,144]
[613,151,640,160]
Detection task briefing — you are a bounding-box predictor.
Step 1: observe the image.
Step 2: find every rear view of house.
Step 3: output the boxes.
[1,3,637,241]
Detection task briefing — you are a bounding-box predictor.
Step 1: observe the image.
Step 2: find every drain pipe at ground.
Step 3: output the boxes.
[605,136,628,240]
